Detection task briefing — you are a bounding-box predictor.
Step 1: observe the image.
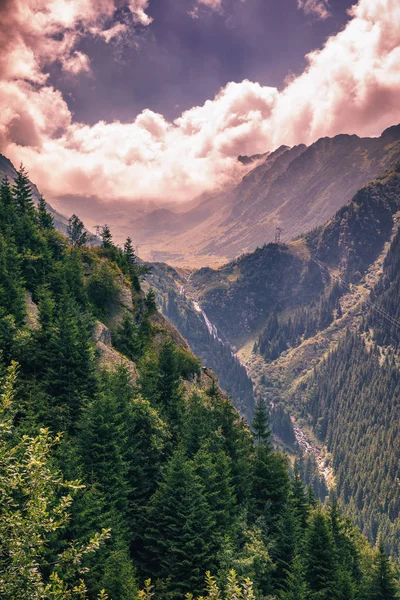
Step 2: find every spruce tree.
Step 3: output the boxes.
[145,288,157,314]
[193,439,236,537]
[251,424,290,523]
[305,509,337,600]
[0,235,26,326]
[280,553,308,600]
[142,449,214,597]
[252,397,271,447]
[112,313,142,361]
[291,464,309,531]
[156,339,183,427]
[77,388,130,539]
[44,292,96,431]
[37,196,54,230]
[101,224,113,248]
[12,165,35,216]
[124,237,140,291]
[368,542,399,600]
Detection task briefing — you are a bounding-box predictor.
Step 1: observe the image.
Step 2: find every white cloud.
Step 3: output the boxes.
[1,0,400,207]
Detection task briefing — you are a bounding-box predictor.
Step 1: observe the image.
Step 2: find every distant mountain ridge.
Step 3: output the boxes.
[130,124,400,266]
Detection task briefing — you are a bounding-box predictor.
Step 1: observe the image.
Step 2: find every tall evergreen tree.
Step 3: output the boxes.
[44,292,96,431]
[368,542,399,600]
[252,397,271,447]
[142,449,214,597]
[156,339,183,427]
[305,509,337,600]
[12,165,35,216]
[193,439,237,537]
[145,288,157,314]
[112,314,142,361]
[101,224,113,248]
[124,237,140,291]
[37,196,54,230]
[291,464,310,531]
[280,553,308,600]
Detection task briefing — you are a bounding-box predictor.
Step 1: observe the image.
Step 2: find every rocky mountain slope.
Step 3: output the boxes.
[128,124,400,267]
[182,162,400,556]
[145,263,256,420]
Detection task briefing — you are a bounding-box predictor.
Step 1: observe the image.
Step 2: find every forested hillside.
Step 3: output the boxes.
[183,163,400,560]
[0,166,396,599]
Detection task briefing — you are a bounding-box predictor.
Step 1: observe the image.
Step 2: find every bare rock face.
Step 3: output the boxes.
[92,320,137,381]
[119,282,134,311]
[92,321,112,346]
[25,292,39,330]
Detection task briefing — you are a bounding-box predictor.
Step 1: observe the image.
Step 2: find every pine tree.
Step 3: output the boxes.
[113,314,143,361]
[252,397,271,447]
[67,214,88,247]
[0,234,26,326]
[156,339,183,427]
[305,509,337,600]
[142,449,214,596]
[124,237,140,291]
[280,553,308,600]
[12,165,35,216]
[145,288,157,314]
[291,464,309,530]
[368,542,399,600]
[193,439,236,536]
[44,292,96,431]
[77,388,130,539]
[101,224,113,248]
[37,196,54,230]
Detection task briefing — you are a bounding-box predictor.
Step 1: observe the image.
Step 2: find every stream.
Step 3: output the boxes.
[180,278,331,482]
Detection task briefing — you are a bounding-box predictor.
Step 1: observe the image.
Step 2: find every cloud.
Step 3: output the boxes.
[1,0,400,208]
[297,0,331,20]
[197,0,223,9]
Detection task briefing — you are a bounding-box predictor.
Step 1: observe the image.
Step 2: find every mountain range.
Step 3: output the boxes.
[124,124,400,266]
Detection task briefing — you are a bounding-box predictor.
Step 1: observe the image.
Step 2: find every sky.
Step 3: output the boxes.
[1,0,400,208]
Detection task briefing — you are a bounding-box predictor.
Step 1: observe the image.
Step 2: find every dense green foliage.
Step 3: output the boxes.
[0,167,398,599]
[254,282,342,362]
[302,329,400,557]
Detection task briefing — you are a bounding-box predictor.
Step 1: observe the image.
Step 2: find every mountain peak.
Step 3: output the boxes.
[381,123,400,141]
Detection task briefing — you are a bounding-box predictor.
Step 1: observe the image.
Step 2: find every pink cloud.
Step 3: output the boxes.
[297,0,331,20]
[1,0,400,207]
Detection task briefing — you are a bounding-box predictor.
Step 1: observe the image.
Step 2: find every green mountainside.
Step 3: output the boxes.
[0,166,396,599]
[184,163,400,558]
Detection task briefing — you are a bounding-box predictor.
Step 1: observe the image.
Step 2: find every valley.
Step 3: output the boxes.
[147,162,400,557]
